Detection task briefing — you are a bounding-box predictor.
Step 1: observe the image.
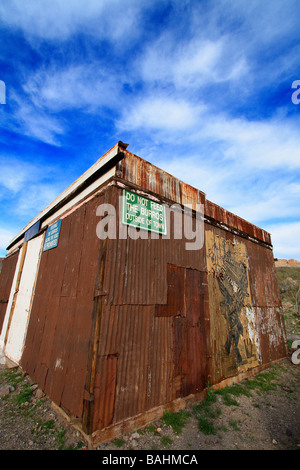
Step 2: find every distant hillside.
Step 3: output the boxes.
[275,259,300,267]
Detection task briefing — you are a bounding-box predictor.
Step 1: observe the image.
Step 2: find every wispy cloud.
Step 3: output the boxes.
[0,155,68,217]
[22,64,121,113]
[265,221,300,259]
[118,94,205,132]
[0,228,16,254]
[199,114,300,170]
[0,0,149,43]
[138,35,248,91]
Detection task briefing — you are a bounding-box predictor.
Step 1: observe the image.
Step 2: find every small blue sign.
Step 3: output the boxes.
[24,220,41,242]
[43,220,62,252]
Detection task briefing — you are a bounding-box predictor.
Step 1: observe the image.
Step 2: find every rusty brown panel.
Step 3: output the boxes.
[145,314,174,411]
[104,186,206,307]
[93,354,118,430]
[21,195,102,418]
[225,211,238,230]
[61,297,96,415]
[156,264,185,317]
[245,239,282,308]
[204,199,216,220]
[255,307,287,364]
[20,216,73,380]
[0,251,19,333]
[116,151,205,209]
[44,295,76,408]
[172,267,211,397]
[20,226,68,384]
[103,187,169,306]
[25,295,61,389]
[93,304,163,428]
[205,199,271,245]
[155,264,211,397]
[60,205,86,298]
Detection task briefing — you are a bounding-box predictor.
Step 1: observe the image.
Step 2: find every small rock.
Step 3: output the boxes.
[131,439,138,448]
[0,385,13,397]
[35,388,45,399]
[156,427,162,433]
[272,439,278,445]
[131,432,140,439]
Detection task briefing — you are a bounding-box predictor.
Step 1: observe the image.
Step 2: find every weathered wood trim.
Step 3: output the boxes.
[4,243,28,346]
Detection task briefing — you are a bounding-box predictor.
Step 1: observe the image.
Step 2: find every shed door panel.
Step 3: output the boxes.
[5,235,43,364]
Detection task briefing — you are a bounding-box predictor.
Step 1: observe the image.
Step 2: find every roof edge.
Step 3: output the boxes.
[6,142,126,251]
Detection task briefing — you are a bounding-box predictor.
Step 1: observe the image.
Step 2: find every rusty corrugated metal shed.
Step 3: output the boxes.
[0,142,287,447]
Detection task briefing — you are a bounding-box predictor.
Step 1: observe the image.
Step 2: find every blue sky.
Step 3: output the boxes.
[0,0,299,259]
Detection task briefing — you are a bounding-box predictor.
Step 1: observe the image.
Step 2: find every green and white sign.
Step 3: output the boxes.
[122,190,167,235]
[43,220,62,251]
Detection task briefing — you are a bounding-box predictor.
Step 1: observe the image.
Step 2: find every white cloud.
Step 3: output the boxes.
[118,95,204,132]
[0,228,16,255]
[0,161,31,193]
[13,183,61,217]
[156,151,299,223]
[119,98,300,171]
[200,115,300,170]
[16,103,65,146]
[2,91,65,146]
[138,34,248,91]
[265,221,300,260]
[0,0,147,43]
[23,64,121,113]
[228,181,300,225]
[0,155,66,216]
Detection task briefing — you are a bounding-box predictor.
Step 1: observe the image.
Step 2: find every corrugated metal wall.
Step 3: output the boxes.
[89,183,286,434]
[20,194,103,417]
[0,251,19,334]
[89,186,211,433]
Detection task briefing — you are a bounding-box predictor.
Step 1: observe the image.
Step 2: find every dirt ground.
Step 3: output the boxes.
[0,357,299,451]
[0,268,299,452]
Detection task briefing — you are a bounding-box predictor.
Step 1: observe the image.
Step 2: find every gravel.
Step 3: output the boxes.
[0,358,299,451]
